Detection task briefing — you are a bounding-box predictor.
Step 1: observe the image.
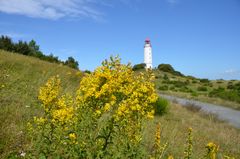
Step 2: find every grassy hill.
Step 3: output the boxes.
[0,50,82,158]
[153,69,240,110]
[0,50,240,158]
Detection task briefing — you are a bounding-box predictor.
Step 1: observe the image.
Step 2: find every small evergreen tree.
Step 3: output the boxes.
[65,56,79,69]
[0,35,14,51]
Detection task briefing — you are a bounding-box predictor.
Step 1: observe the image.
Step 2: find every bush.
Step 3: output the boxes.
[192,80,198,84]
[191,92,199,97]
[154,97,169,116]
[158,64,174,72]
[216,80,223,84]
[169,86,176,91]
[163,74,169,80]
[157,64,183,76]
[64,56,79,69]
[186,75,196,80]
[132,63,146,71]
[185,79,190,85]
[209,87,240,103]
[199,78,210,83]
[162,79,170,84]
[227,82,240,91]
[84,70,91,74]
[227,84,234,89]
[179,86,193,93]
[208,83,213,87]
[172,80,186,88]
[158,85,169,91]
[197,86,208,92]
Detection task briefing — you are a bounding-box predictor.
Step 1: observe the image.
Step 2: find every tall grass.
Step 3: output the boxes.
[144,104,240,158]
[0,50,82,158]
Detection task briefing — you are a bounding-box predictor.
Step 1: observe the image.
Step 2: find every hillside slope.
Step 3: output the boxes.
[153,69,240,110]
[0,50,82,157]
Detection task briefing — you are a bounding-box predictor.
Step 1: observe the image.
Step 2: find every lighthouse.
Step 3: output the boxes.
[144,38,152,69]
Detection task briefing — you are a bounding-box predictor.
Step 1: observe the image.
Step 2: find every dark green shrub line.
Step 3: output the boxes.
[0,35,79,69]
[209,87,240,104]
[197,86,208,92]
[132,63,146,71]
[199,78,210,83]
[157,64,184,76]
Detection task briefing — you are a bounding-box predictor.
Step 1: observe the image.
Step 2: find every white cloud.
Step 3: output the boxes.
[0,0,103,20]
[224,69,240,75]
[215,69,240,80]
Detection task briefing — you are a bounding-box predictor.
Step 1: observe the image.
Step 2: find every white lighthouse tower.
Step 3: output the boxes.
[144,38,152,69]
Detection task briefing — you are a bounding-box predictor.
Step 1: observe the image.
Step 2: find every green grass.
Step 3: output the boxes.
[154,69,240,110]
[0,50,82,158]
[0,50,239,158]
[144,103,240,158]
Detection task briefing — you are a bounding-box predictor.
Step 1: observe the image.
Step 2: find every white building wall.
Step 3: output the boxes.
[144,42,152,69]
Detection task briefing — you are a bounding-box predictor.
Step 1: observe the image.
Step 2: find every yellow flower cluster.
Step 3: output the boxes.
[69,133,76,140]
[153,123,168,158]
[52,107,74,124]
[76,56,158,122]
[184,127,193,159]
[51,95,75,125]
[206,142,219,159]
[38,76,76,126]
[38,76,61,112]
[33,117,46,125]
[168,156,174,159]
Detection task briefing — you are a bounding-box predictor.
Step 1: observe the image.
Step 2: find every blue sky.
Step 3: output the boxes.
[0,0,240,80]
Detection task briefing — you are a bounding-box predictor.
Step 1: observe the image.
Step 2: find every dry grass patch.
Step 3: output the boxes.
[144,103,240,158]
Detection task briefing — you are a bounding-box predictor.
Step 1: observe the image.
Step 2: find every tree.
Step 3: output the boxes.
[65,56,79,69]
[28,40,39,54]
[14,40,32,55]
[158,64,175,72]
[0,35,14,51]
[132,63,146,71]
[157,64,184,76]
[44,53,59,63]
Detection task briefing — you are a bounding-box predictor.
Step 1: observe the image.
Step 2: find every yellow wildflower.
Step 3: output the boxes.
[104,103,111,112]
[206,142,219,159]
[38,76,61,111]
[168,155,174,159]
[52,107,74,124]
[34,117,46,125]
[69,133,77,140]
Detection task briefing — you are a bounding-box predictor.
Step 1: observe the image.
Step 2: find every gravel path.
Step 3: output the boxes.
[160,94,240,128]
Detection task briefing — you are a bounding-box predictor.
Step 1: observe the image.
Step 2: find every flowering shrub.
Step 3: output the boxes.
[27,56,158,158]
